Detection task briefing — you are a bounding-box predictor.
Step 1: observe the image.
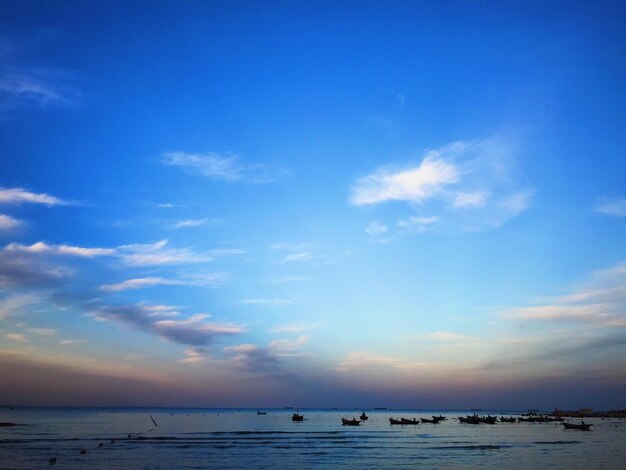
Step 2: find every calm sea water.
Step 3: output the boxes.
[1,408,624,469]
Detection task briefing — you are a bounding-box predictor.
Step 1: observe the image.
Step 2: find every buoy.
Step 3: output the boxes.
[49,457,57,464]
[80,449,87,454]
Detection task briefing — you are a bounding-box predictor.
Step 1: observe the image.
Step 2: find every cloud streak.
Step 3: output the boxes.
[0,187,70,206]
[162,151,287,184]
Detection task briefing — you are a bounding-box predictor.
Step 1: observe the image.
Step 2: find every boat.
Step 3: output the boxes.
[257,411,266,415]
[562,421,592,431]
[479,415,498,425]
[389,418,403,425]
[420,418,439,424]
[432,415,447,421]
[499,416,517,423]
[342,417,361,426]
[292,413,304,422]
[459,415,480,424]
[400,418,420,425]
[360,412,368,421]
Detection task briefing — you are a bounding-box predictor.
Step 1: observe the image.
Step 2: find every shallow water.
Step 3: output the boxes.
[1,408,624,469]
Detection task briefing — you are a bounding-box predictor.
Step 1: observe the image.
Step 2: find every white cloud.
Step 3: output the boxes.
[279,252,313,263]
[351,153,460,206]
[453,191,489,208]
[594,198,626,217]
[173,218,209,229]
[162,151,287,183]
[117,240,212,266]
[100,272,228,292]
[0,214,21,230]
[5,333,26,342]
[351,138,533,231]
[100,277,185,292]
[178,347,210,364]
[414,331,476,341]
[26,327,58,336]
[0,187,70,206]
[59,339,86,345]
[4,241,115,257]
[397,215,440,233]
[365,221,391,243]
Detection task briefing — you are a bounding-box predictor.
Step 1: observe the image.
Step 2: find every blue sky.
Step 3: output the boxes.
[0,1,625,409]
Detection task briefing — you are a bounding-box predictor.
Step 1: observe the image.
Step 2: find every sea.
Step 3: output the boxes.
[1,408,625,469]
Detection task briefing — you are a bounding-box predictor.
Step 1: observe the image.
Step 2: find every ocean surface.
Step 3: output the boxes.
[1,408,625,469]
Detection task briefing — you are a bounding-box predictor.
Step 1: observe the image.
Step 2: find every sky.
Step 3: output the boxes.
[0,0,625,410]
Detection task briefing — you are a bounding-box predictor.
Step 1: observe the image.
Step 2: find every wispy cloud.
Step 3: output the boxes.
[594,197,626,217]
[0,66,81,115]
[365,221,392,244]
[178,347,210,364]
[504,260,626,328]
[241,298,297,306]
[0,187,70,206]
[100,272,228,292]
[100,277,185,292]
[162,151,288,184]
[268,322,321,334]
[173,218,210,229]
[397,215,440,233]
[279,252,313,263]
[117,240,212,266]
[414,331,477,342]
[0,214,21,230]
[5,333,27,342]
[59,339,86,345]
[25,327,58,336]
[88,304,243,346]
[350,138,533,231]
[269,276,311,284]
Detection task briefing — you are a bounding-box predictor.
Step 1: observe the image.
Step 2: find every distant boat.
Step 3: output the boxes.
[257,411,266,415]
[375,407,388,410]
[562,421,592,431]
[292,413,304,422]
[432,415,447,421]
[420,417,439,424]
[360,412,368,421]
[389,417,419,425]
[500,416,517,423]
[341,417,361,426]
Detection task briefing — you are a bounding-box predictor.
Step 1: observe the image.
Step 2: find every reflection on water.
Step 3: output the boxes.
[1,408,624,469]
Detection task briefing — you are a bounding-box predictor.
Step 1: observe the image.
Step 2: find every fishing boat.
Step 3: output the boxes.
[499,416,517,423]
[432,415,447,421]
[400,418,420,425]
[562,421,592,431]
[389,418,403,425]
[420,418,439,424]
[360,412,368,421]
[257,411,266,415]
[292,413,304,422]
[341,417,361,426]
